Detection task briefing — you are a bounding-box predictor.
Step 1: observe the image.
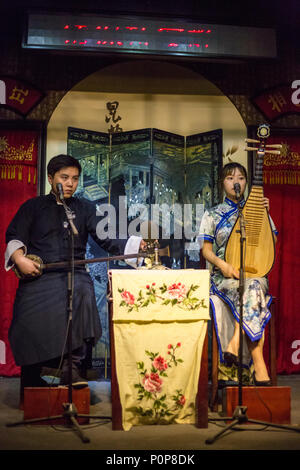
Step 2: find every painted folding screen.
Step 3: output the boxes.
[67,126,222,378]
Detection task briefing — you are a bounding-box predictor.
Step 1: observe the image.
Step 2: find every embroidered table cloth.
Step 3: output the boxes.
[110,269,210,430]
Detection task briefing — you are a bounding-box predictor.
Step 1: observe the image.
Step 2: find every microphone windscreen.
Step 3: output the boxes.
[56,183,64,200]
[234,183,241,193]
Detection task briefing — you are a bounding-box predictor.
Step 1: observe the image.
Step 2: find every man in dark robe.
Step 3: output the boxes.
[5,154,144,388]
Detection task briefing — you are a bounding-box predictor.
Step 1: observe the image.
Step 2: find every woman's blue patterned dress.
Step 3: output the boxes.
[198,197,278,343]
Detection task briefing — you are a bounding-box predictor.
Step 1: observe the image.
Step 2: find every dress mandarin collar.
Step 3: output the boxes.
[224,196,245,208]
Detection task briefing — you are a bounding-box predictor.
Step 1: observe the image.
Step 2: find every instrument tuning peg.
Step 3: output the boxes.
[264,149,281,155]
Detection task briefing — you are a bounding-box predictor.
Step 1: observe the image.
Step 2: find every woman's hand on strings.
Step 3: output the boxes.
[262,197,270,211]
[202,241,239,279]
[220,261,240,279]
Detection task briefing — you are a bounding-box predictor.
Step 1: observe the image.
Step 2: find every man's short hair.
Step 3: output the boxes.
[47,154,82,177]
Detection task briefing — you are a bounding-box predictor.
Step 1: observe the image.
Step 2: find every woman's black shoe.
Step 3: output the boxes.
[223,352,239,367]
[253,372,271,387]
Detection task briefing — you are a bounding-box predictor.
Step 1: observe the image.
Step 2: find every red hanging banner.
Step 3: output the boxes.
[0,129,39,376]
[252,83,300,121]
[263,136,300,185]
[263,133,300,374]
[0,76,45,117]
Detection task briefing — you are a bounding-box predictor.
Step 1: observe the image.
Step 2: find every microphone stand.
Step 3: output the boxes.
[58,197,92,443]
[205,192,300,444]
[236,192,246,411]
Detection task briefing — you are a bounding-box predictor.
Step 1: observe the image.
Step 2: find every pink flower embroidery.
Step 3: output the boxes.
[166,283,188,301]
[177,395,186,406]
[143,372,163,393]
[153,355,168,371]
[121,290,135,305]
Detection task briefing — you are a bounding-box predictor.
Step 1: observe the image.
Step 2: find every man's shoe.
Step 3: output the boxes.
[23,376,51,388]
[60,363,88,389]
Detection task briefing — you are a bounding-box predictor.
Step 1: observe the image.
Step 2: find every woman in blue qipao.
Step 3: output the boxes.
[198,162,278,385]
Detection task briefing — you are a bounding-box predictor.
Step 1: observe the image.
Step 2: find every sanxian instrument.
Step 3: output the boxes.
[13,246,170,279]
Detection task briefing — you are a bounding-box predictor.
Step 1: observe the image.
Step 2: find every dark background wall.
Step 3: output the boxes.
[0,0,299,128]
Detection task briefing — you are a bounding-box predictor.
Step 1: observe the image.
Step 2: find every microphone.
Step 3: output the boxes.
[234,183,241,200]
[56,183,64,201]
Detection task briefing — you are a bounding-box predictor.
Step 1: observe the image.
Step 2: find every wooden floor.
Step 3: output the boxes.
[1,374,300,453]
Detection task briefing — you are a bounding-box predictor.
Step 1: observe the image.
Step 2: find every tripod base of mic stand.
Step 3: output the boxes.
[62,402,91,443]
[61,402,112,444]
[6,400,112,444]
[205,406,248,444]
[206,405,300,445]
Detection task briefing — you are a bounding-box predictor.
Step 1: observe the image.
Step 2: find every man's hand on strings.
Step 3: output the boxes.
[139,239,148,251]
[12,250,41,277]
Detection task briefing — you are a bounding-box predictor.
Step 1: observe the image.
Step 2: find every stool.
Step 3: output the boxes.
[23,386,90,425]
[210,296,277,411]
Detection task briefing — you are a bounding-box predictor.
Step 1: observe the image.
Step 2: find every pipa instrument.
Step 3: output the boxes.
[225,124,281,278]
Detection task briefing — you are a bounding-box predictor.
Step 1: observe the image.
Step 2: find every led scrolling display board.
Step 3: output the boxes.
[23,12,277,59]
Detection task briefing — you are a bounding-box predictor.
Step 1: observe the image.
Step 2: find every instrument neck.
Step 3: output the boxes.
[253,148,265,186]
